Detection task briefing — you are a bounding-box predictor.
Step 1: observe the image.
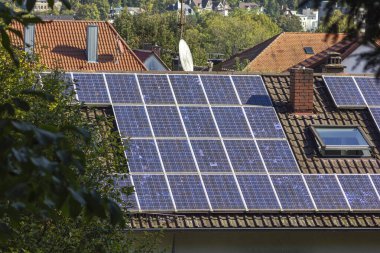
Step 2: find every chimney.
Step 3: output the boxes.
[289,68,314,114]
[86,24,98,62]
[24,23,35,55]
[151,44,161,57]
[322,52,345,73]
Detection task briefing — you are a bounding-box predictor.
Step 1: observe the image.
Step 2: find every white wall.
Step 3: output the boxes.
[144,55,168,71]
[342,44,376,74]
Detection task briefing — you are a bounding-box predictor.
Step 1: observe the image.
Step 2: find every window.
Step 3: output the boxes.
[310,125,373,157]
[304,47,314,54]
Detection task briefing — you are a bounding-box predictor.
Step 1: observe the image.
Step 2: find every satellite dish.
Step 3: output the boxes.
[179,39,194,71]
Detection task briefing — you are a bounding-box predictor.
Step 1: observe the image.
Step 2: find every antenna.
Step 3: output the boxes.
[179,39,193,71]
[179,0,185,39]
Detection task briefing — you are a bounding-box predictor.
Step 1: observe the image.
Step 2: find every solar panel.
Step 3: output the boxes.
[323,76,366,108]
[169,75,207,104]
[354,77,380,106]
[244,107,285,138]
[212,107,252,138]
[132,174,174,211]
[73,73,109,104]
[105,74,142,103]
[147,106,185,137]
[304,175,349,210]
[113,174,138,210]
[167,175,209,210]
[370,175,380,195]
[338,175,380,210]
[202,175,245,210]
[113,106,152,137]
[237,175,280,210]
[200,75,239,104]
[231,75,272,106]
[224,140,266,173]
[271,175,315,210]
[369,107,380,132]
[257,140,299,173]
[180,107,219,137]
[137,74,174,104]
[124,139,163,173]
[191,140,232,172]
[157,140,197,172]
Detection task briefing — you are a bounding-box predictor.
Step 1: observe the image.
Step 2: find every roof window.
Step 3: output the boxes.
[304,47,314,54]
[310,125,373,157]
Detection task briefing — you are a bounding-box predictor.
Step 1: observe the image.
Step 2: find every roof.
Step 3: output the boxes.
[10,20,146,72]
[220,32,348,73]
[132,49,170,70]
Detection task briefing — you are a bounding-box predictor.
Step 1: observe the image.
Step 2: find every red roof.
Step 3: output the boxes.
[10,20,146,72]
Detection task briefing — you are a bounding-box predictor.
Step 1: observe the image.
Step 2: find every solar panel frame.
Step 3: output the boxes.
[244,107,286,139]
[167,175,210,211]
[180,107,219,137]
[113,174,139,210]
[231,75,272,106]
[212,107,252,138]
[113,106,152,138]
[237,175,281,210]
[137,74,175,104]
[200,75,240,104]
[338,175,380,211]
[105,73,142,104]
[354,77,380,106]
[124,139,163,173]
[168,75,208,104]
[271,175,315,211]
[202,174,245,211]
[73,73,110,104]
[369,107,380,133]
[304,175,350,211]
[147,106,186,137]
[323,76,366,108]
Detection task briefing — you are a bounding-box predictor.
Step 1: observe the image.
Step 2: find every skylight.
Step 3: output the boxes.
[310,125,373,157]
[304,47,314,54]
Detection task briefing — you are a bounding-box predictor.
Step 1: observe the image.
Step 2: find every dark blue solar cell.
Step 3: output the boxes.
[212,107,252,138]
[244,107,285,138]
[73,73,109,103]
[137,74,174,104]
[180,107,219,137]
[370,107,380,132]
[157,140,197,172]
[124,139,163,173]
[191,140,231,172]
[113,106,152,137]
[338,175,380,210]
[271,175,315,211]
[147,106,185,137]
[355,77,380,106]
[257,140,299,173]
[231,75,272,106]
[105,74,142,103]
[304,175,349,210]
[132,174,174,211]
[200,75,239,104]
[202,175,245,210]
[169,75,207,104]
[224,140,266,173]
[324,76,366,107]
[168,175,209,210]
[113,174,138,210]
[237,175,280,210]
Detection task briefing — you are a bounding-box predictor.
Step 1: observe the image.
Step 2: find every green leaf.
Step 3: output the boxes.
[0,223,14,241]
[68,188,85,206]
[26,0,37,12]
[12,98,30,111]
[108,201,123,225]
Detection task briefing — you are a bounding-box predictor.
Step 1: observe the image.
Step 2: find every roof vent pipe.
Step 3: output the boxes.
[86,24,98,63]
[24,23,35,55]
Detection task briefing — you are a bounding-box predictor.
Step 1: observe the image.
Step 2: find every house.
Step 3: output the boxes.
[296,8,319,31]
[33,0,62,13]
[68,68,380,252]
[133,48,170,71]
[218,32,380,74]
[238,2,264,13]
[166,1,195,16]
[10,20,146,72]
[196,0,230,16]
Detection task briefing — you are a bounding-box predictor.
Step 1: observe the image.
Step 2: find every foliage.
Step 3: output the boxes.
[75,3,101,20]
[316,10,351,33]
[277,15,303,32]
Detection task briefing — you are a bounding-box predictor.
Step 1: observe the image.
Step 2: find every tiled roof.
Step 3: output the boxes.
[220,32,347,73]
[264,74,380,174]
[10,20,146,72]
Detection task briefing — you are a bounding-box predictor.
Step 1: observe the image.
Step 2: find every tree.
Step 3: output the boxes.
[75,3,101,20]
[316,10,351,33]
[277,15,303,32]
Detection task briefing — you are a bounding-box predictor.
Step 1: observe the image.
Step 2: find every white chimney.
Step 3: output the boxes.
[24,24,35,55]
[86,24,98,62]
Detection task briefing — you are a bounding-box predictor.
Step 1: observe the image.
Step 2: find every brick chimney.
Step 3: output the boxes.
[322,52,345,73]
[289,68,314,114]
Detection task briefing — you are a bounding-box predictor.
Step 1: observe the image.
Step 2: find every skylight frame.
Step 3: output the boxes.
[310,125,374,157]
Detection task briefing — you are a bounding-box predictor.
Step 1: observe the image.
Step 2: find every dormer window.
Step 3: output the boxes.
[310,125,373,157]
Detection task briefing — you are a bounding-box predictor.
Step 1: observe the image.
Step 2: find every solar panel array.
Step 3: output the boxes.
[67,72,380,213]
